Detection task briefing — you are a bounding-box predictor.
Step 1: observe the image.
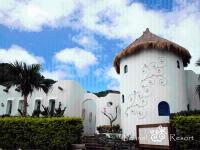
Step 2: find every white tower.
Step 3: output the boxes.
[113,28,191,138]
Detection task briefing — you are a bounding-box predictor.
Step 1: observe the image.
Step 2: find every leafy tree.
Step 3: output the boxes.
[0,62,56,116]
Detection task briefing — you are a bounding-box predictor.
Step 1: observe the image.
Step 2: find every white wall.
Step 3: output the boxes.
[0,80,86,117]
[185,70,200,110]
[82,92,121,135]
[0,86,21,115]
[0,80,122,135]
[96,93,120,127]
[82,93,98,135]
[120,49,188,138]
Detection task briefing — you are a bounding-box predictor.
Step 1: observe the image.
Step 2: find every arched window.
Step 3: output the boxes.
[18,100,24,114]
[124,65,128,73]
[6,100,12,115]
[34,99,41,111]
[158,101,170,116]
[49,99,55,114]
[122,95,125,103]
[177,60,180,69]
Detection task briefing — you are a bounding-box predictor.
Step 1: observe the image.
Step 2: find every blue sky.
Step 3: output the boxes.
[0,0,199,92]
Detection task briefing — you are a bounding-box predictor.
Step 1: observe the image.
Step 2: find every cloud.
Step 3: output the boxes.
[78,0,200,73]
[106,67,120,90]
[41,69,66,80]
[95,66,120,90]
[72,32,101,51]
[0,0,77,31]
[106,67,120,81]
[0,0,199,73]
[0,45,44,64]
[55,47,97,69]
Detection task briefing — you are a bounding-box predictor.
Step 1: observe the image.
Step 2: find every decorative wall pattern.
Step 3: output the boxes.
[125,57,167,119]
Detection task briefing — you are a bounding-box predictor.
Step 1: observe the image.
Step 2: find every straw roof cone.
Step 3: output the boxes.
[113,28,191,74]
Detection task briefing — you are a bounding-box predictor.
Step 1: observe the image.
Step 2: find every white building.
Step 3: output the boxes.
[0,28,199,138]
[0,80,86,117]
[96,93,120,127]
[82,91,120,135]
[0,80,120,135]
[113,28,200,138]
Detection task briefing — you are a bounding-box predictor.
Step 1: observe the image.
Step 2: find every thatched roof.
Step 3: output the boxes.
[113,28,191,74]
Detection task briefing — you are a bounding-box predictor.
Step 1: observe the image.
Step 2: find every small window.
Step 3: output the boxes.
[34,100,41,111]
[122,95,125,103]
[104,108,106,113]
[6,100,12,115]
[82,109,86,120]
[177,60,180,69]
[18,100,24,114]
[187,104,190,111]
[158,101,170,116]
[49,99,55,114]
[124,65,128,73]
[107,102,113,107]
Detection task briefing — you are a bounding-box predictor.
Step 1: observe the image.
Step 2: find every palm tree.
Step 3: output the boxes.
[0,61,56,116]
[196,58,200,99]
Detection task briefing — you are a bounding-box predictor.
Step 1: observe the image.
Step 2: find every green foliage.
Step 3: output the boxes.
[0,62,56,116]
[97,124,122,133]
[170,115,200,149]
[32,109,41,117]
[40,105,53,117]
[0,117,83,149]
[54,102,67,117]
[93,90,120,97]
[32,102,67,117]
[170,110,200,119]
[0,63,14,85]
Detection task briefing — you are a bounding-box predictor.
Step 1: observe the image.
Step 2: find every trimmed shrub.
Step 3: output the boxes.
[97,124,122,133]
[170,110,200,118]
[0,117,83,149]
[170,116,200,149]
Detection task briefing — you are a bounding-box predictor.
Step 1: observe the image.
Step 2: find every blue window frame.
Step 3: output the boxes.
[158,101,170,116]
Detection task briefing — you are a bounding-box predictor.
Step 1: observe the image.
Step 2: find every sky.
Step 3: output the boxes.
[0,0,199,92]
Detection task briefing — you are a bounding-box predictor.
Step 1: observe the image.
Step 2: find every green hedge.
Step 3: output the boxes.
[0,117,83,149]
[170,110,200,118]
[97,124,122,133]
[170,116,200,149]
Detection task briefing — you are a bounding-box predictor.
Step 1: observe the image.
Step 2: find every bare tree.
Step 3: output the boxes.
[102,106,119,128]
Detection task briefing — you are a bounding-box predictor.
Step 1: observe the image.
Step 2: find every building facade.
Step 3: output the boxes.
[0,80,86,117]
[113,28,200,138]
[0,80,121,135]
[0,29,199,138]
